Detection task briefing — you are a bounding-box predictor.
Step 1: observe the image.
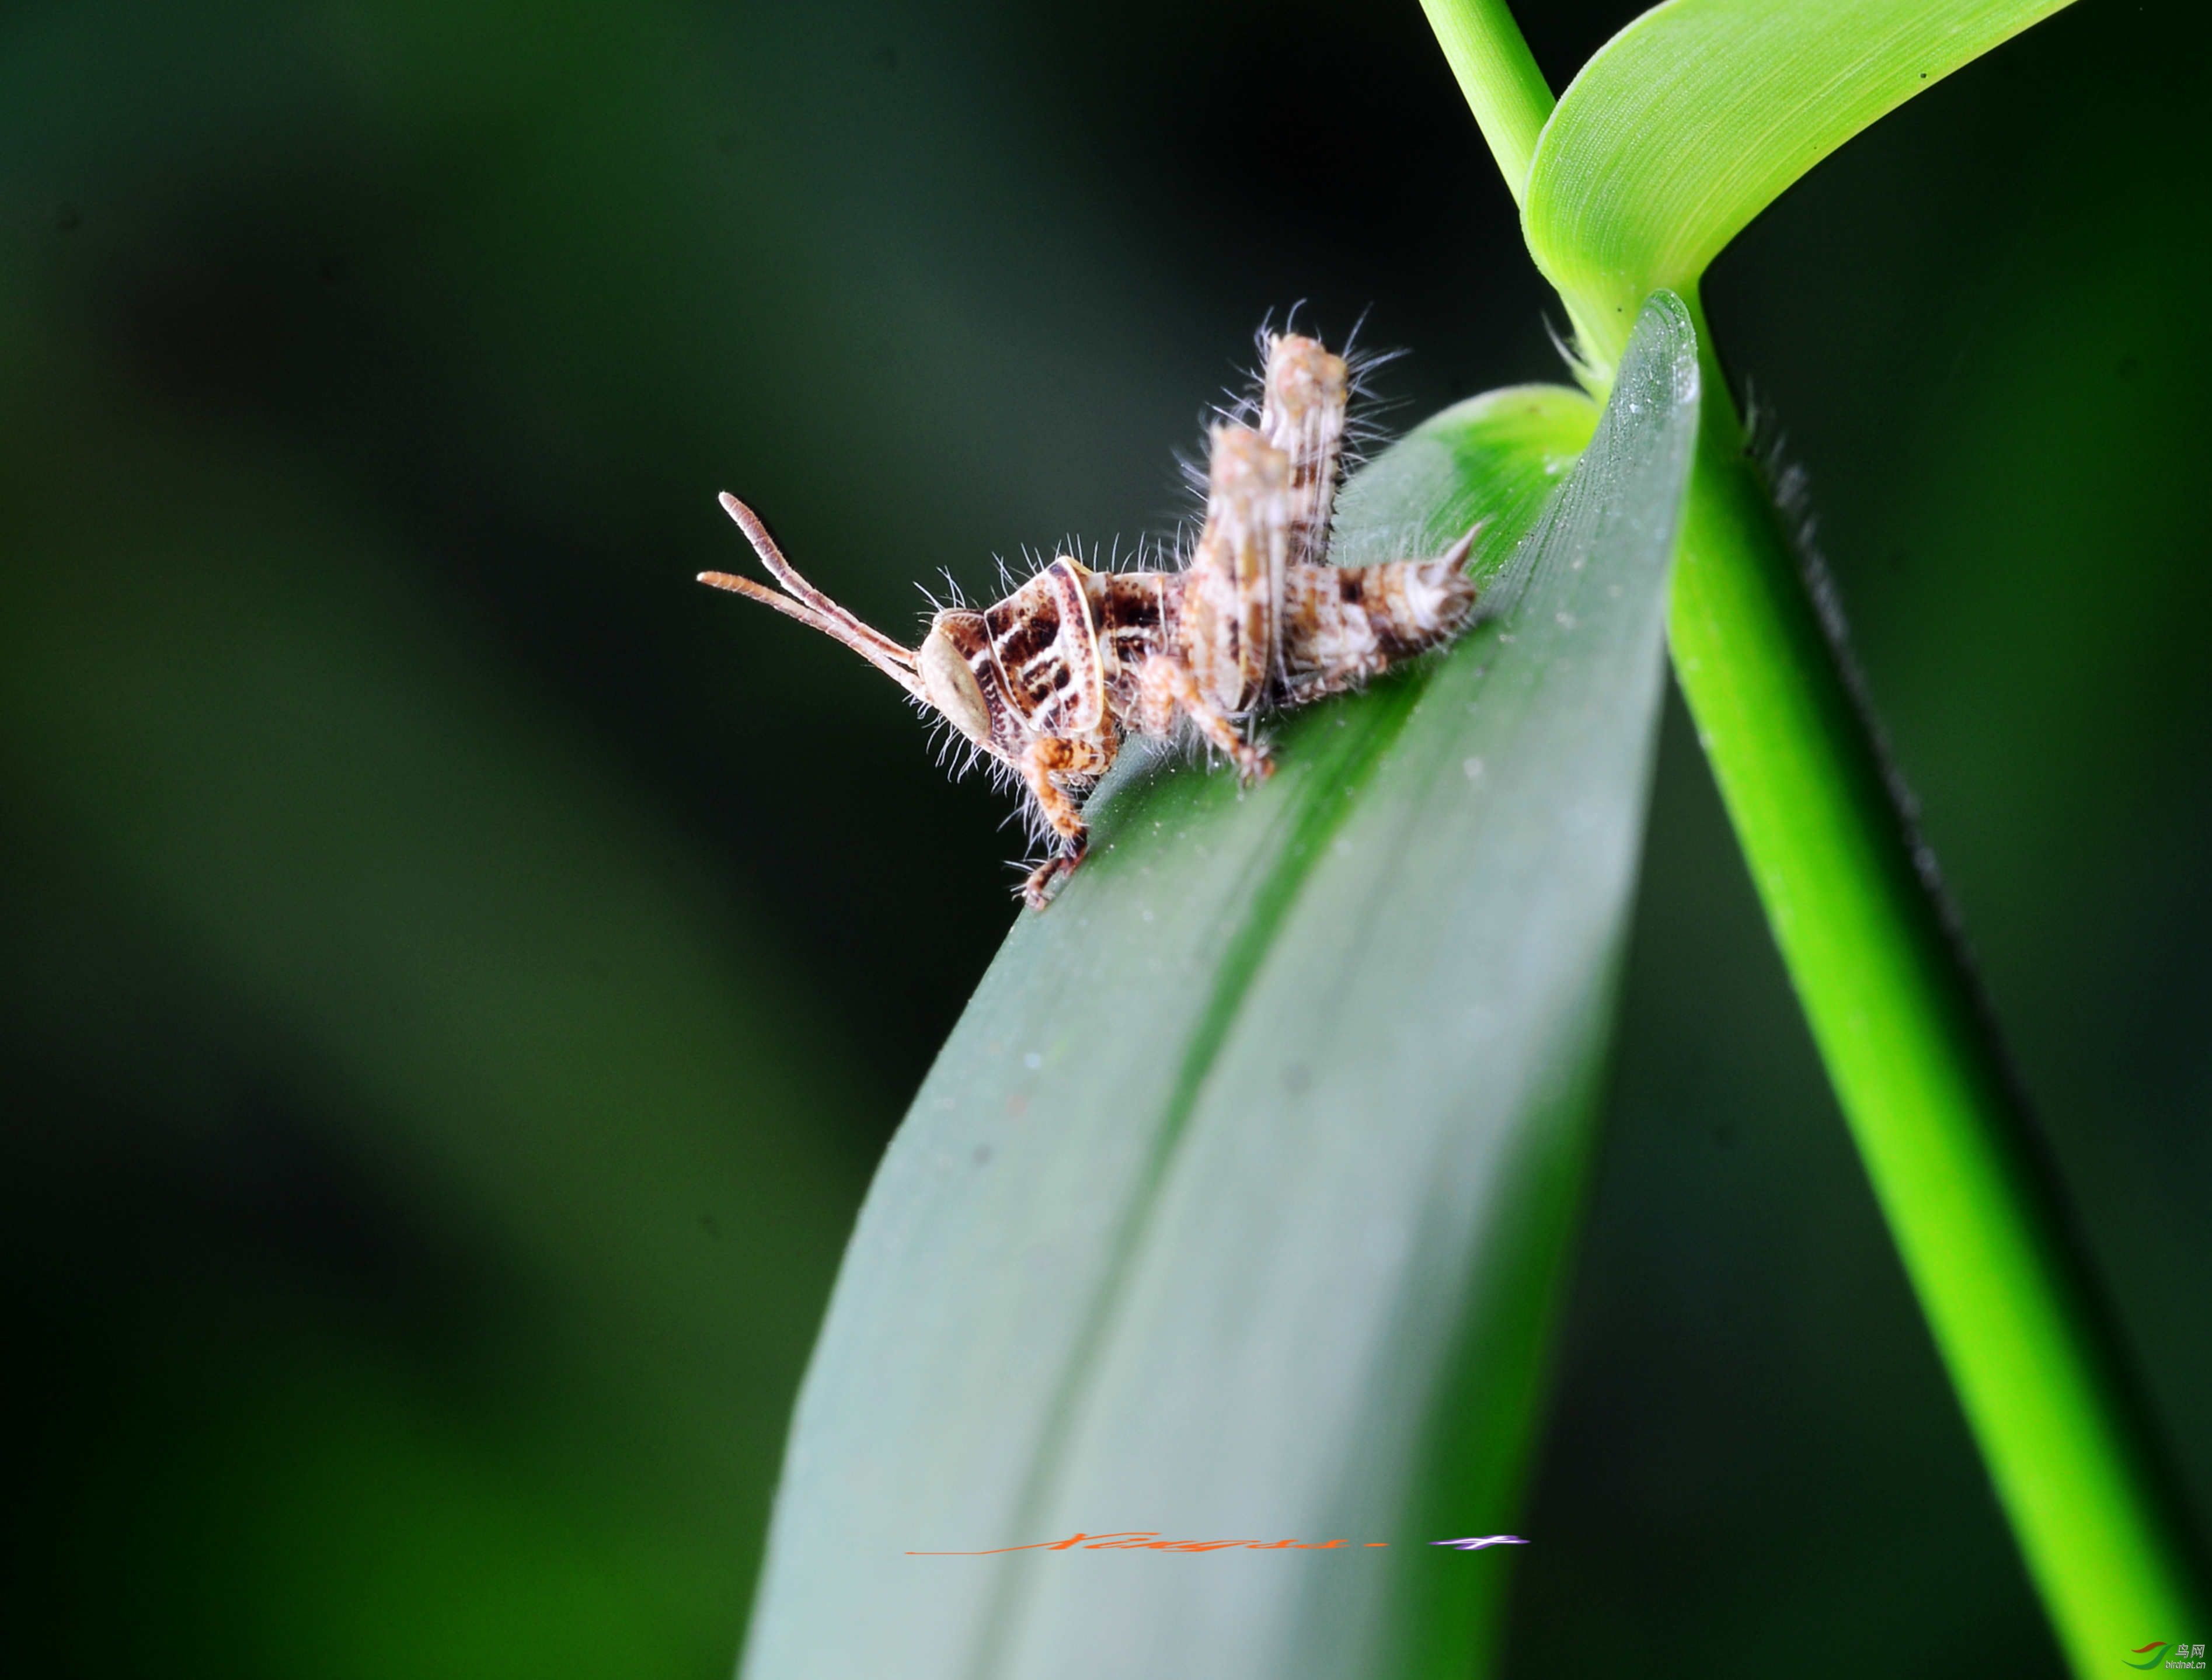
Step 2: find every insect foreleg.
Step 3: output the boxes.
[1015,734,1116,909]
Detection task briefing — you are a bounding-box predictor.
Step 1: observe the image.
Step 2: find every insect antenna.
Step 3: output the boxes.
[701,493,928,701]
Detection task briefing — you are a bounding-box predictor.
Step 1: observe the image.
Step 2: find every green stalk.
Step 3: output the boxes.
[1672,292,2201,1669]
[1420,1,2205,1667]
[1416,0,1553,205]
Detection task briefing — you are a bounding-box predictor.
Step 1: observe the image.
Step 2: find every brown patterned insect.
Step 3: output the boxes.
[701,332,1479,909]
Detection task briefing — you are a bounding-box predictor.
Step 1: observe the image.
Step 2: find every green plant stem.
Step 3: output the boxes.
[1668,291,2202,1665]
[1419,0,2206,1664]
[1416,0,1554,206]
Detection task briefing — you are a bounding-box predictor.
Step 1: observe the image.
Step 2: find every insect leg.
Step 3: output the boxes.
[1022,854,1081,911]
[1135,653,1273,786]
[1014,735,1114,910]
[1179,426,1288,718]
[1260,334,1350,572]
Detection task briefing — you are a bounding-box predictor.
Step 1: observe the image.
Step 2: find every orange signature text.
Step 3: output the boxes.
[908,1532,1389,1554]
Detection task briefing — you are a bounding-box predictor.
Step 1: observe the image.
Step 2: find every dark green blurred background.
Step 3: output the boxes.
[3,1,2204,1674]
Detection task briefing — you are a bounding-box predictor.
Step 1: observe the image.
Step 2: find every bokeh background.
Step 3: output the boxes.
[4,1,2206,1674]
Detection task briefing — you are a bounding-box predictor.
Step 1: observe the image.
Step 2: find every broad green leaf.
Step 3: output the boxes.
[740,294,1699,1680]
[1525,0,2076,373]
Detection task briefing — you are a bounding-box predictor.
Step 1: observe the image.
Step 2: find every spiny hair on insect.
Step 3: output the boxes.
[1174,308,1405,505]
[1245,301,1406,422]
[919,533,1177,613]
[915,568,971,612]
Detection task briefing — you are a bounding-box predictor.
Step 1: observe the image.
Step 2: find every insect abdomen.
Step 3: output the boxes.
[1280,557,1475,695]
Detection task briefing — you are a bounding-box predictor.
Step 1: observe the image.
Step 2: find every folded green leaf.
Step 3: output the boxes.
[740,294,1699,1680]
[1526,0,2076,374]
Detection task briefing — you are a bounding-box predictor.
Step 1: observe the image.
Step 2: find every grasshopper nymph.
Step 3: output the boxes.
[701,332,1479,909]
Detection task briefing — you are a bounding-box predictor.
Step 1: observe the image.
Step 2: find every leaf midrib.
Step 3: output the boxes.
[960,661,1444,1675]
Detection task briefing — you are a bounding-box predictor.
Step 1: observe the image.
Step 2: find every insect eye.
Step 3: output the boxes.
[919,620,992,747]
